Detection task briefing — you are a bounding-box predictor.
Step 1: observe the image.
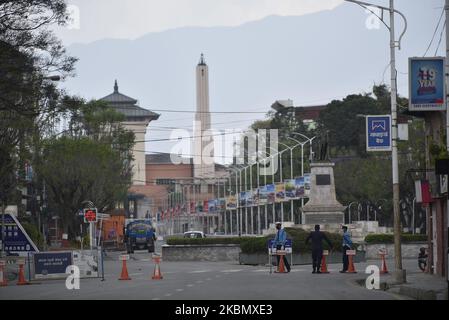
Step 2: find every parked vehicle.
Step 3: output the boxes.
[124,219,156,253]
[183,231,206,238]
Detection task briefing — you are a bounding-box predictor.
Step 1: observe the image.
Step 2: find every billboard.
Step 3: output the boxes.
[366,115,392,152]
[275,182,285,203]
[34,251,73,279]
[295,177,305,198]
[409,57,445,111]
[259,186,268,205]
[208,199,217,213]
[285,179,296,200]
[304,174,311,196]
[266,184,276,203]
[0,213,39,256]
[226,195,237,210]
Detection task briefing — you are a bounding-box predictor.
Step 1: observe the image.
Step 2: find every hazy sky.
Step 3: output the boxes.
[55,0,344,44]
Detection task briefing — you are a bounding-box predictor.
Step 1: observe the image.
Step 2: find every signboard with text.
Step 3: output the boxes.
[366,115,392,152]
[409,57,445,111]
[0,213,39,256]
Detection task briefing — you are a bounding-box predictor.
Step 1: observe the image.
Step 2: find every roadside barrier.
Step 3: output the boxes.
[320,250,330,273]
[379,249,389,274]
[119,254,131,280]
[346,250,357,273]
[152,255,163,280]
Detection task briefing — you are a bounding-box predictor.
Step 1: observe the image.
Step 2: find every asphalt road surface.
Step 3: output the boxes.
[0,251,416,300]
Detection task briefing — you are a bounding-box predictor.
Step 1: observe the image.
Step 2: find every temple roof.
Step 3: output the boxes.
[100,80,160,122]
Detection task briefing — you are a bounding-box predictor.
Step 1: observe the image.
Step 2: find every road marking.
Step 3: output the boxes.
[186,284,194,287]
[196,280,204,283]
[190,270,211,273]
[152,298,160,300]
[129,273,144,276]
[206,278,212,281]
[252,269,268,272]
[165,293,172,297]
[140,259,151,262]
[175,288,184,292]
[221,269,242,273]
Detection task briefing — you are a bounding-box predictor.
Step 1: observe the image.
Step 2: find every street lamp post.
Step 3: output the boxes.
[348,202,359,225]
[344,0,407,283]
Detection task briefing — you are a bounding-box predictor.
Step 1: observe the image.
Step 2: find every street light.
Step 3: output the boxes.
[348,202,359,224]
[344,0,408,283]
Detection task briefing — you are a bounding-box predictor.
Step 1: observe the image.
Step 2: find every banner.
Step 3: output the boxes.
[295,177,305,198]
[217,198,226,211]
[275,182,285,203]
[285,179,296,200]
[208,199,217,213]
[366,115,392,152]
[226,195,237,210]
[259,186,268,205]
[190,202,195,214]
[203,200,209,213]
[252,188,260,206]
[0,213,39,255]
[409,57,445,111]
[266,184,275,203]
[304,174,311,196]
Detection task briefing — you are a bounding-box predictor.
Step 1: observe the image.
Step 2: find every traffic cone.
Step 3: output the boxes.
[17,260,28,285]
[119,255,131,280]
[379,252,389,274]
[320,250,330,273]
[275,250,287,273]
[347,250,357,273]
[0,261,7,287]
[152,256,163,280]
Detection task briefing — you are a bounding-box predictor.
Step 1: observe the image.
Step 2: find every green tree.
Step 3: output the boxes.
[36,100,135,238]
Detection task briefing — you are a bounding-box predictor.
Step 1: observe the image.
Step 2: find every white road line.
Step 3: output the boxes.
[175,288,184,292]
[140,259,151,262]
[221,269,243,273]
[206,278,212,281]
[152,298,160,300]
[165,293,172,297]
[252,269,268,272]
[129,273,144,276]
[196,280,204,283]
[186,284,194,287]
[189,270,211,273]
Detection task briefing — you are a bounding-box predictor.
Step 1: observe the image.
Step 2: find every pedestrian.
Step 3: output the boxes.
[340,225,353,273]
[273,222,291,272]
[305,224,333,273]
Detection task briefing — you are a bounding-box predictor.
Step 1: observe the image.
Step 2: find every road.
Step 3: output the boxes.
[0,251,415,300]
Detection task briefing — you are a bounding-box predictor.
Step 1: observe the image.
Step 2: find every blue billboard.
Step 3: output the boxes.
[409,57,445,111]
[366,115,392,152]
[0,214,39,256]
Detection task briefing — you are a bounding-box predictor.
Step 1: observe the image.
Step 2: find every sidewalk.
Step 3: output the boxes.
[358,260,448,300]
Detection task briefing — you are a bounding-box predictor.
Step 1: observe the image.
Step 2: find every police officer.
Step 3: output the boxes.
[305,225,333,273]
[340,225,353,273]
[273,222,291,272]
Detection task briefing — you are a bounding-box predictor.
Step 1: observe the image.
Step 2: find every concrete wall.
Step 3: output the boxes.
[364,242,427,259]
[162,244,241,262]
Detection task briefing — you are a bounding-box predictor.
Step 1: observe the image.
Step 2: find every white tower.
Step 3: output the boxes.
[193,54,215,179]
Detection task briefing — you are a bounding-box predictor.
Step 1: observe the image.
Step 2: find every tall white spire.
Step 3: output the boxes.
[193,53,215,179]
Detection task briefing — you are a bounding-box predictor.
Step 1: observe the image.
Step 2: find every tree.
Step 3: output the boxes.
[36,100,135,238]
[0,0,77,211]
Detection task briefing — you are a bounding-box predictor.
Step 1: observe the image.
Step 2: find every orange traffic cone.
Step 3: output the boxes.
[379,251,389,274]
[17,260,28,285]
[152,256,163,280]
[320,250,330,273]
[275,250,287,273]
[0,260,7,287]
[119,255,131,280]
[346,250,357,273]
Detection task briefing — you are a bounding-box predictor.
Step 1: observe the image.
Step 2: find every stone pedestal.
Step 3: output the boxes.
[302,162,345,225]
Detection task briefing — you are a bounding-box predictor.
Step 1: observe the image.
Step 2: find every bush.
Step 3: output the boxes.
[364,233,427,244]
[21,222,44,250]
[166,237,247,246]
[240,228,344,254]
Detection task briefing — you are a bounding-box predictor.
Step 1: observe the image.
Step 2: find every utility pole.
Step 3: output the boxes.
[345,0,407,283]
[389,0,405,284]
